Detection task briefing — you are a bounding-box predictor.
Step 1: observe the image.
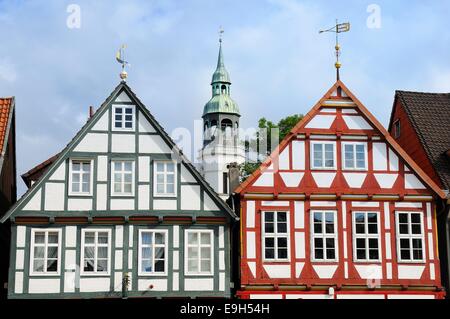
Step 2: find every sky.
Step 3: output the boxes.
[0,0,450,196]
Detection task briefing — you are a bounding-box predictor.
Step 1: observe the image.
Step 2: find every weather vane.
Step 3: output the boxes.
[116,44,130,81]
[319,19,350,81]
[219,26,224,43]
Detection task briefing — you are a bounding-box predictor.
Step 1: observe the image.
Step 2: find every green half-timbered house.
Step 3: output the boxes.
[1,80,238,299]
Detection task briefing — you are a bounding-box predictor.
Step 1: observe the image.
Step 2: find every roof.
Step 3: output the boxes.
[203,94,240,116]
[21,153,59,188]
[234,80,446,200]
[391,91,450,191]
[211,42,231,84]
[0,97,14,157]
[2,82,238,222]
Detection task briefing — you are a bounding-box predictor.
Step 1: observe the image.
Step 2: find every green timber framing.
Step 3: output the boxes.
[2,81,238,298]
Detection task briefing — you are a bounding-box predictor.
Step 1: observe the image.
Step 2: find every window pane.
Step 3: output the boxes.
[399,213,408,223]
[356,238,366,249]
[47,259,58,272]
[265,248,274,259]
[124,183,132,193]
[188,259,198,272]
[412,238,422,249]
[72,182,80,193]
[265,212,274,222]
[125,108,132,114]
[84,232,95,244]
[115,108,123,114]
[142,247,152,259]
[314,144,323,153]
[278,222,287,233]
[369,249,379,260]
[33,260,44,272]
[155,232,164,244]
[326,249,335,259]
[400,249,410,260]
[315,248,323,259]
[98,247,108,258]
[313,212,322,223]
[124,173,132,183]
[166,163,175,172]
[314,223,322,234]
[48,232,58,244]
[166,184,175,194]
[355,223,365,234]
[314,238,323,248]
[277,212,286,222]
[325,238,335,249]
[200,233,211,245]
[399,224,409,234]
[156,163,164,172]
[368,238,378,249]
[34,232,45,243]
[34,247,45,258]
[188,247,198,259]
[72,162,81,171]
[368,223,378,234]
[325,213,334,223]
[277,238,287,248]
[142,233,152,245]
[114,162,122,171]
[115,121,122,128]
[201,260,211,272]
[98,232,109,244]
[47,246,58,258]
[97,259,108,272]
[411,224,421,234]
[367,213,377,223]
[411,213,421,224]
[400,238,410,249]
[265,238,274,248]
[124,162,132,171]
[278,248,288,259]
[72,173,80,183]
[155,247,165,259]
[84,259,94,272]
[413,249,423,260]
[357,249,366,260]
[265,222,274,233]
[188,233,198,245]
[157,184,164,194]
[142,260,152,272]
[167,174,174,183]
[325,222,334,234]
[82,163,90,172]
[155,260,165,272]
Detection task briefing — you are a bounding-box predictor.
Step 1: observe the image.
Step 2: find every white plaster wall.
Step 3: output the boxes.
[291,140,305,170]
[92,110,109,131]
[110,199,134,210]
[23,189,41,211]
[44,182,65,211]
[184,278,214,291]
[139,135,171,153]
[138,185,150,210]
[67,198,92,211]
[74,133,108,153]
[180,184,201,210]
[138,112,156,132]
[372,142,387,171]
[96,184,107,211]
[138,156,150,182]
[111,134,135,153]
[79,278,110,292]
[28,278,60,293]
[49,162,66,181]
[138,279,168,291]
[153,199,177,210]
[97,156,108,181]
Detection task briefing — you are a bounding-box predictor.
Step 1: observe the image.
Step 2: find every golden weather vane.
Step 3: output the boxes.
[319,19,350,81]
[219,26,224,43]
[116,44,130,81]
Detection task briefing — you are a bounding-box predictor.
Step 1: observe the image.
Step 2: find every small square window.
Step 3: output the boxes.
[342,142,367,170]
[113,106,134,130]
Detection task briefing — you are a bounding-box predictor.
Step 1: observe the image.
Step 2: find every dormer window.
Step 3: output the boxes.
[113,105,134,130]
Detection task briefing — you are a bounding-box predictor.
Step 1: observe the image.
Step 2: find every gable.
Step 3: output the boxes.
[237,81,445,199]
[2,82,236,222]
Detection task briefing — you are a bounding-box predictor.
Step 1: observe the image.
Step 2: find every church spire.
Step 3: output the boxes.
[211,27,231,85]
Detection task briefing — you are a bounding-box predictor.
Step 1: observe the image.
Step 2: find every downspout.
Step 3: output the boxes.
[437,191,450,297]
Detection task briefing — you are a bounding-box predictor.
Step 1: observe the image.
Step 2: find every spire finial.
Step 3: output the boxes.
[219,26,224,44]
[116,44,130,81]
[319,20,350,81]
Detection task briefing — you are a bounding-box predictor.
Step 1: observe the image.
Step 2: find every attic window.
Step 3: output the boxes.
[393,120,401,139]
[114,105,134,130]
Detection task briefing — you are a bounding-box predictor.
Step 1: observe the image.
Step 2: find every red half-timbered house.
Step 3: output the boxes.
[235,80,446,299]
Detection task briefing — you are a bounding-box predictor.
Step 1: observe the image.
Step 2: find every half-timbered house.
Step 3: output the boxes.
[1,80,237,299]
[234,80,446,299]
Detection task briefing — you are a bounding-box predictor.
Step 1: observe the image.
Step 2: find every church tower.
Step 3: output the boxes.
[198,35,245,198]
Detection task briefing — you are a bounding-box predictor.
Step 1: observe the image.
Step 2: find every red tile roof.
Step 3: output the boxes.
[0,97,14,155]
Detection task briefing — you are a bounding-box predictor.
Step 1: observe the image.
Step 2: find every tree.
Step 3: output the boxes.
[241,114,303,178]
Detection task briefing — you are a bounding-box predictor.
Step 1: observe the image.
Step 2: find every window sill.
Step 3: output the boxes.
[29,272,61,277]
[310,167,337,171]
[153,194,177,199]
[184,273,214,277]
[80,273,111,277]
[137,273,168,277]
[68,193,93,197]
[396,260,426,264]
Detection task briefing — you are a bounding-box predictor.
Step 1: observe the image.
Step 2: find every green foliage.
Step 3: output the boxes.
[241,114,303,178]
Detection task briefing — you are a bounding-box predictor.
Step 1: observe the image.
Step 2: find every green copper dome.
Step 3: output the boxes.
[203,41,239,116]
[203,94,239,116]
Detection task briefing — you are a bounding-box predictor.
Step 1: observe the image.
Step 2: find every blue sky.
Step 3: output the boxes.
[1,0,449,195]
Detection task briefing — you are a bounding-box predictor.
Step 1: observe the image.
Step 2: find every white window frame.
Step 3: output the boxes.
[111,160,135,196]
[112,104,135,131]
[68,159,94,196]
[80,229,112,276]
[310,210,338,262]
[395,211,425,263]
[310,141,337,170]
[342,142,368,170]
[261,211,290,262]
[184,229,214,276]
[352,211,381,262]
[153,160,177,197]
[29,228,62,276]
[138,229,168,276]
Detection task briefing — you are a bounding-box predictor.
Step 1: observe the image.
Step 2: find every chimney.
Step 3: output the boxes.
[227,162,240,195]
[89,106,94,118]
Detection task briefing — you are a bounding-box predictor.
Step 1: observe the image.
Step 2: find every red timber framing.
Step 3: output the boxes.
[235,81,446,299]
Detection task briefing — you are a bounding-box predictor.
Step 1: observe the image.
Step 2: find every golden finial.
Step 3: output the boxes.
[116,44,129,81]
[319,19,350,81]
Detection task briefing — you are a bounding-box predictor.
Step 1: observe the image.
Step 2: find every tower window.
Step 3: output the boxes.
[221,85,227,94]
[223,172,228,194]
[221,119,232,130]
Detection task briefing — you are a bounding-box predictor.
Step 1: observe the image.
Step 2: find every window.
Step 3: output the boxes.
[342,142,367,170]
[396,212,424,262]
[185,230,213,275]
[154,161,176,196]
[112,160,134,195]
[81,230,111,274]
[223,172,228,194]
[311,142,336,169]
[30,229,61,275]
[139,230,168,275]
[393,120,401,139]
[353,212,380,261]
[69,159,93,195]
[262,211,289,261]
[113,105,134,130]
[311,211,337,261]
